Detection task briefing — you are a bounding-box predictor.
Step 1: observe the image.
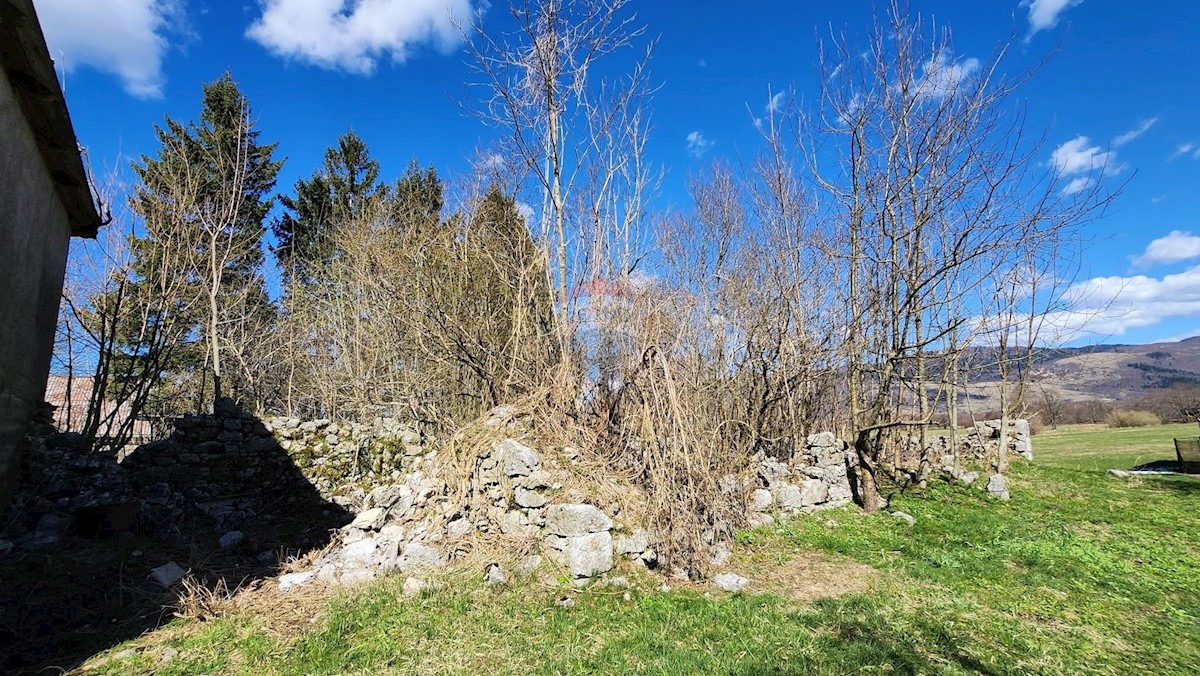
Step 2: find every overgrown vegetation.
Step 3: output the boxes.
[57,1,1113,571]
[78,423,1200,675]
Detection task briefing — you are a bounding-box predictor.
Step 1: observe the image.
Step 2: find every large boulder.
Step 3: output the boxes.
[495,439,541,477]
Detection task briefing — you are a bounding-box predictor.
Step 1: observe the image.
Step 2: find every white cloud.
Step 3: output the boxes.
[1112,117,1158,147]
[1170,143,1197,160]
[1062,176,1094,196]
[1050,135,1122,193]
[686,131,713,158]
[1021,0,1084,38]
[766,91,786,114]
[697,58,707,68]
[515,201,535,224]
[1044,264,1200,341]
[912,52,980,99]
[33,0,184,98]
[1133,230,1200,268]
[246,0,476,74]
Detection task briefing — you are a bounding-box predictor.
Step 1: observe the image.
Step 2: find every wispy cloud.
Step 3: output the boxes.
[912,52,980,99]
[247,0,476,74]
[1112,117,1158,147]
[1050,135,1122,194]
[1133,230,1200,268]
[1021,0,1084,39]
[766,91,787,114]
[1170,143,1199,160]
[686,131,714,158]
[33,0,186,98]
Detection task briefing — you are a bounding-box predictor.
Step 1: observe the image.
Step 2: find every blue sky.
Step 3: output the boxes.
[31,0,1200,346]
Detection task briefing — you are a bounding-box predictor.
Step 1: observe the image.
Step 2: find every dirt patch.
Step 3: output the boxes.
[747,549,879,603]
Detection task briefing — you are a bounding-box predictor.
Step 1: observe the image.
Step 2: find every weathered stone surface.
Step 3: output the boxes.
[495,439,541,477]
[774,484,803,511]
[958,471,979,486]
[350,508,386,531]
[614,529,650,556]
[483,562,507,586]
[545,531,613,579]
[341,537,378,567]
[749,488,773,511]
[514,486,547,508]
[446,517,472,537]
[149,561,187,587]
[218,530,244,548]
[758,459,790,486]
[986,473,1010,500]
[891,511,916,526]
[713,572,749,592]
[339,569,378,586]
[800,479,829,507]
[279,571,314,592]
[397,542,444,571]
[544,504,611,537]
[807,431,838,448]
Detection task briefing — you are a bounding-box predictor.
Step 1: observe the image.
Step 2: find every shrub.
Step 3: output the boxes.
[1106,410,1161,428]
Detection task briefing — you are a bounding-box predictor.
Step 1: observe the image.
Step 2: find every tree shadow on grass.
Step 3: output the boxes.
[738,596,1003,676]
[0,404,351,675]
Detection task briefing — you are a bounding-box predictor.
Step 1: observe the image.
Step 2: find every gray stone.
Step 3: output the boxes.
[545,531,613,579]
[341,537,378,567]
[758,459,790,486]
[483,563,507,587]
[749,488,773,511]
[544,504,612,537]
[806,431,837,448]
[500,510,539,537]
[514,486,547,508]
[891,511,916,526]
[774,483,804,511]
[713,572,749,592]
[800,479,829,507]
[747,512,775,528]
[365,485,411,511]
[149,561,187,587]
[495,439,541,477]
[446,517,473,538]
[986,473,1010,500]
[280,570,316,591]
[958,471,979,486]
[398,542,444,571]
[516,554,543,576]
[402,577,427,597]
[350,508,386,531]
[218,531,244,548]
[615,528,650,556]
[1108,469,1131,478]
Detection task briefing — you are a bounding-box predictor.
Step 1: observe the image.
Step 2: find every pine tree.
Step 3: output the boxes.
[273,130,383,286]
[123,71,282,408]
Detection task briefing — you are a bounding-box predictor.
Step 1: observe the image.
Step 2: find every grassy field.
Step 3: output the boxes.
[81,424,1200,675]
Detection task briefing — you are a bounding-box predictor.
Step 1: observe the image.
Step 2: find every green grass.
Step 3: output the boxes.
[83,424,1200,675]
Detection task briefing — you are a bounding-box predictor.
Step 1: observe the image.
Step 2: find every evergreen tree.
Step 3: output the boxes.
[273,130,383,285]
[121,71,282,408]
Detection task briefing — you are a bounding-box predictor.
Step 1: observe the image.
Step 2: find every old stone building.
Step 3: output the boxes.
[0,0,102,512]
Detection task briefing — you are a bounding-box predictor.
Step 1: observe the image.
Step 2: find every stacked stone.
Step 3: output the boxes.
[2,431,133,550]
[746,432,856,527]
[265,416,428,495]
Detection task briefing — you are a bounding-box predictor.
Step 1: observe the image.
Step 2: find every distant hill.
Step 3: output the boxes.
[961,336,1200,411]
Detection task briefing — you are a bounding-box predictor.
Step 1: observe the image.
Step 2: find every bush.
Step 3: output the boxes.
[1106,410,1162,428]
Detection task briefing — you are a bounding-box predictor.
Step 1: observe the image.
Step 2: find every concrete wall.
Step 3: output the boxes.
[0,67,73,510]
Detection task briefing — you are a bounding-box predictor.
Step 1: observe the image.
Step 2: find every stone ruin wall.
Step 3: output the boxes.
[3,406,1031,587]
